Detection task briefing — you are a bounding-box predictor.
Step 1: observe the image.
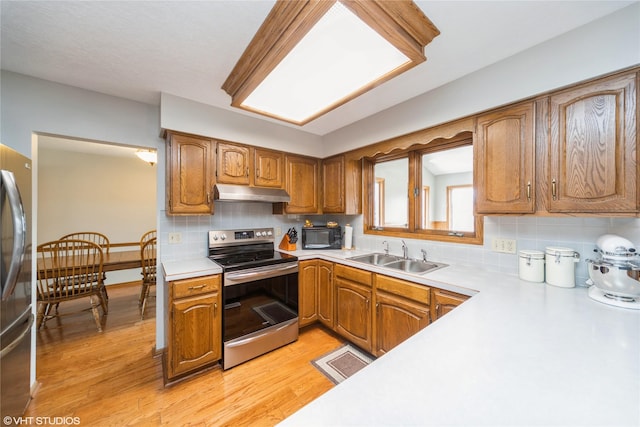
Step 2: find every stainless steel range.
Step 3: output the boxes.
[208,228,299,369]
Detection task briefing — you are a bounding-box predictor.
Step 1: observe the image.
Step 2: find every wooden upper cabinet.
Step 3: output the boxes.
[475,101,535,214]
[278,154,320,214]
[322,155,345,213]
[216,141,251,185]
[254,147,284,188]
[166,131,215,215]
[548,71,637,212]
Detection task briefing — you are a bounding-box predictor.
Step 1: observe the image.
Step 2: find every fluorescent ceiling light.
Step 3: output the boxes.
[222,0,439,126]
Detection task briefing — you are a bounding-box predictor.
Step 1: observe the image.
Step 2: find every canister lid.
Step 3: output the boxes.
[519,250,544,259]
[545,246,577,256]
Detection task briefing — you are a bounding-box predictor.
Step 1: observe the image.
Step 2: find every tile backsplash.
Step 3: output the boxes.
[160,202,640,287]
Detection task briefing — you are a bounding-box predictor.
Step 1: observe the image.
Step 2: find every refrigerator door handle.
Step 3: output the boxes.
[0,170,27,301]
[0,314,33,360]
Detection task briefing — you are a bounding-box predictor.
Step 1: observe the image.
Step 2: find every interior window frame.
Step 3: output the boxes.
[363,133,483,245]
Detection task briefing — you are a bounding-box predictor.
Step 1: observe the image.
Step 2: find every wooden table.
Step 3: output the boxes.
[37,249,151,275]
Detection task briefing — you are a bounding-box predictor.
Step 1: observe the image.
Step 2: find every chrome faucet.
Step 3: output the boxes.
[421,249,428,262]
[401,240,408,259]
[382,240,389,255]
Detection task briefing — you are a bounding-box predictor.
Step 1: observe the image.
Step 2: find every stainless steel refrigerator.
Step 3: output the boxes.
[1,143,33,417]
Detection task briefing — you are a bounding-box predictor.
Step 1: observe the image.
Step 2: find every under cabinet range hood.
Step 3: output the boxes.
[213,184,290,203]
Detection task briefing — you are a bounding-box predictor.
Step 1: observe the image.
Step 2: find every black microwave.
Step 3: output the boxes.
[301,226,342,250]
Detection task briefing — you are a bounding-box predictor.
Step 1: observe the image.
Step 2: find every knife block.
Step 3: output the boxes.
[278,234,296,251]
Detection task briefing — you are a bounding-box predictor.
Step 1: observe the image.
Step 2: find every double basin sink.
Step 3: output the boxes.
[348,253,447,274]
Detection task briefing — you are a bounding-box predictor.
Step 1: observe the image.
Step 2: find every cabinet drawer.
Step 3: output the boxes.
[375,274,430,305]
[172,275,220,299]
[334,264,372,286]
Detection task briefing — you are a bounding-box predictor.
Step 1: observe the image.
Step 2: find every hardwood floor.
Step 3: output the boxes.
[26,283,344,426]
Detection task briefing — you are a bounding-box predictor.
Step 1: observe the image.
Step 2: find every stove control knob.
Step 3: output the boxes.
[220,234,227,241]
[212,234,218,241]
[256,231,263,237]
[267,231,273,236]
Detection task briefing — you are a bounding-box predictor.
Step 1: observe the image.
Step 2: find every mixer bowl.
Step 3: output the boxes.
[588,260,640,298]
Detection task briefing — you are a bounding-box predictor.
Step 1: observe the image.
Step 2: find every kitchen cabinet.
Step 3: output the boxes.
[167,275,221,380]
[299,259,334,328]
[254,147,284,188]
[274,154,320,214]
[298,260,319,327]
[165,131,215,215]
[373,274,430,357]
[322,155,362,214]
[317,260,334,329]
[322,155,345,213]
[475,101,536,214]
[432,288,469,321]
[216,141,251,186]
[334,264,373,352]
[547,71,637,213]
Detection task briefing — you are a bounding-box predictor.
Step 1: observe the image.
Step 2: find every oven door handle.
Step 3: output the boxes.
[225,319,297,348]
[224,262,298,286]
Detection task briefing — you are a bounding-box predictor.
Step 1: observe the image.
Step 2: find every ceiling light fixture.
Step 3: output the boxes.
[222,0,439,126]
[135,149,157,166]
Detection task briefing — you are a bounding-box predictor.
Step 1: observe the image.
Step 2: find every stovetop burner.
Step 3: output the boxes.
[207,228,297,271]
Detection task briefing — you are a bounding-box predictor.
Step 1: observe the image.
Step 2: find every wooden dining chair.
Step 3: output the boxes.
[140,229,156,247]
[36,239,109,332]
[59,231,110,300]
[139,236,157,320]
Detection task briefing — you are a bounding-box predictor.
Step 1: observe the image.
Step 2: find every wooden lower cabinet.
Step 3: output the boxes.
[432,288,469,321]
[299,259,334,328]
[167,275,221,381]
[298,260,319,327]
[334,264,373,352]
[317,260,334,329]
[373,274,430,357]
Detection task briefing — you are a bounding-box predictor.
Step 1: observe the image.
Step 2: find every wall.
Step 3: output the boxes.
[38,145,156,284]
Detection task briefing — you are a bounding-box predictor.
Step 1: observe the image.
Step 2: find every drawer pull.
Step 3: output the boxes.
[188,284,207,291]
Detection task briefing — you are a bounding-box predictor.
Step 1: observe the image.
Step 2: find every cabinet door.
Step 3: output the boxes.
[167,132,214,215]
[298,260,318,327]
[254,148,284,188]
[322,155,345,213]
[169,292,221,378]
[375,291,429,356]
[334,265,372,352]
[216,141,251,185]
[475,101,535,213]
[283,155,319,214]
[432,288,469,321]
[548,72,637,212]
[317,260,334,329]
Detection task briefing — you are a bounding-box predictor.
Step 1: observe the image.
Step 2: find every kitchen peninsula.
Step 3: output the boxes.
[162,247,640,426]
[280,250,640,426]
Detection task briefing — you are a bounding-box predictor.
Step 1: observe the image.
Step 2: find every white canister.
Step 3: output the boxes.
[545,246,580,288]
[519,250,545,282]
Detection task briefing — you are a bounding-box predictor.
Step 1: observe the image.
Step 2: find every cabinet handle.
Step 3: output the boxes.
[246,167,249,177]
[256,168,260,177]
[188,284,206,291]
[214,302,218,315]
[526,181,531,200]
[551,179,557,200]
[207,192,211,204]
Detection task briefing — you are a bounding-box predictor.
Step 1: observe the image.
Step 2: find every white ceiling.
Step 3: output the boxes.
[1,0,635,140]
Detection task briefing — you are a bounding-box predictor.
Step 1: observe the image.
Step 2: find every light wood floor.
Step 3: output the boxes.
[26,283,344,426]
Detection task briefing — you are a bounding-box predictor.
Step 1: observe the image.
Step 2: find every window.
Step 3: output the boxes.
[364,132,483,244]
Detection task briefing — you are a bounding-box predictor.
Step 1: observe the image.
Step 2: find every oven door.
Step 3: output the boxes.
[223,262,298,369]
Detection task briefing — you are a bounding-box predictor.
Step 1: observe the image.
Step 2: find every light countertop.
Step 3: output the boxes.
[161,249,640,426]
[280,249,640,426]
